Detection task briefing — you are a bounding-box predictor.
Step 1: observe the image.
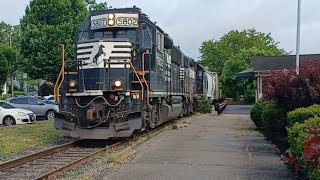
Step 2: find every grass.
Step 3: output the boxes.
[0,120,62,159]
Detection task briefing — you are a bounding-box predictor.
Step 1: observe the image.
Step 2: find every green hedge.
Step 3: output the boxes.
[250,99,268,129]
[287,117,320,157]
[250,99,285,130]
[0,94,11,100]
[310,168,320,180]
[14,91,26,96]
[287,104,320,128]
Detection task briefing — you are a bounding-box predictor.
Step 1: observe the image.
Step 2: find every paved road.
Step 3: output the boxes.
[104,110,295,180]
[224,105,253,115]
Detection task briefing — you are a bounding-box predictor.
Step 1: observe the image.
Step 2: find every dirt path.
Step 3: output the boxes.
[103,112,295,180]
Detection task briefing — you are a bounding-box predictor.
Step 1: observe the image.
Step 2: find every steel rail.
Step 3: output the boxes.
[0,122,168,180]
[0,141,78,171]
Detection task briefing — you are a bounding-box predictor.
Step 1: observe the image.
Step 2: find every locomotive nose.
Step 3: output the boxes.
[76,40,132,91]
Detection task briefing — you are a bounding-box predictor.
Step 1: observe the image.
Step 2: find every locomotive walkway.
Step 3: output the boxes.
[104,105,295,180]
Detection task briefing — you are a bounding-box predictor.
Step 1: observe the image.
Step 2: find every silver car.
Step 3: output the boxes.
[7,96,59,120]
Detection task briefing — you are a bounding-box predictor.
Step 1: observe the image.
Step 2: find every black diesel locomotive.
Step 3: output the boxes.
[54,7,219,139]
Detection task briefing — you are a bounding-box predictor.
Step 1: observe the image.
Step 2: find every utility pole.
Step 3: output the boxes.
[9,31,14,96]
[296,0,301,74]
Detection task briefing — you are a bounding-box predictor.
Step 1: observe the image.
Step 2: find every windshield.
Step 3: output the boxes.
[0,102,16,109]
[36,97,55,104]
[92,29,137,43]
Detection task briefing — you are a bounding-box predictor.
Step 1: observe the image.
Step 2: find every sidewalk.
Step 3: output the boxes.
[104,111,295,180]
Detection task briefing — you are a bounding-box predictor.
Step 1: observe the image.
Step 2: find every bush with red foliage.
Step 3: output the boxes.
[302,127,320,168]
[282,152,302,172]
[283,126,320,178]
[263,58,320,112]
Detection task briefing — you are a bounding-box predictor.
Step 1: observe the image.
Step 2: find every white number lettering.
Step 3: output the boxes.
[91,18,107,29]
[116,17,138,26]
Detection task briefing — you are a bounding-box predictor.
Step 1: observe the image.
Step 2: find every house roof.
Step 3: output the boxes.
[236,67,255,79]
[236,54,320,79]
[253,54,320,72]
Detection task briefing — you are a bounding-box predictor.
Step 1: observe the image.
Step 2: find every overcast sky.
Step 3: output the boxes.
[0,0,319,59]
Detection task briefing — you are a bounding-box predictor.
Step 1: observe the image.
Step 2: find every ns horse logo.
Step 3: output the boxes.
[92,45,106,65]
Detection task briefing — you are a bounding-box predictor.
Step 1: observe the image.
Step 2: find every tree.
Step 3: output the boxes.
[0,53,8,94]
[0,22,13,46]
[0,22,22,96]
[199,29,285,76]
[20,0,88,82]
[200,29,285,100]
[0,45,18,95]
[0,22,21,49]
[84,0,108,11]
[221,47,278,100]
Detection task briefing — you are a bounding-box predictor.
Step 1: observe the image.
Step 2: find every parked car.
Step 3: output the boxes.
[7,96,59,120]
[36,96,55,105]
[0,101,36,126]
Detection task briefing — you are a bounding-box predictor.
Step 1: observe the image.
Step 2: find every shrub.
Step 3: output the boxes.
[310,168,320,180]
[287,104,320,128]
[262,102,286,130]
[0,94,11,100]
[250,99,268,128]
[263,59,320,112]
[14,91,26,96]
[250,99,285,130]
[244,87,255,104]
[196,99,212,114]
[288,117,320,157]
[284,126,320,178]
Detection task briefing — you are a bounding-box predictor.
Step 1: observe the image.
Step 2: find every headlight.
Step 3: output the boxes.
[69,80,77,89]
[114,80,122,87]
[108,14,115,19]
[108,19,115,26]
[18,112,27,116]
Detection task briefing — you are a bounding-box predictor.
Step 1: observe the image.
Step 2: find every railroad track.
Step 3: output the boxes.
[0,124,168,180]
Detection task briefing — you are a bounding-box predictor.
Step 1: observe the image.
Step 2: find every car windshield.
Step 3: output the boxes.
[36,97,54,104]
[0,102,16,109]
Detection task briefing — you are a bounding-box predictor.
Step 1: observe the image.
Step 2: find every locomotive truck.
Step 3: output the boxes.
[54,6,219,139]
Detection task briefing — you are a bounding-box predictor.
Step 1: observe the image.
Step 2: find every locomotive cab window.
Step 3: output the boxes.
[198,71,203,79]
[157,32,164,52]
[93,31,103,39]
[100,30,137,43]
[78,30,89,41]
[141,28,151,49]
[116,30,137,42]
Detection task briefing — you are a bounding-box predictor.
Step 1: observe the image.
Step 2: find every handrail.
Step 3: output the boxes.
[188,86,194,103]
[184,79,194,103]
[54,44,65,104]
[129,60,144,100]
[142,50,151,105]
